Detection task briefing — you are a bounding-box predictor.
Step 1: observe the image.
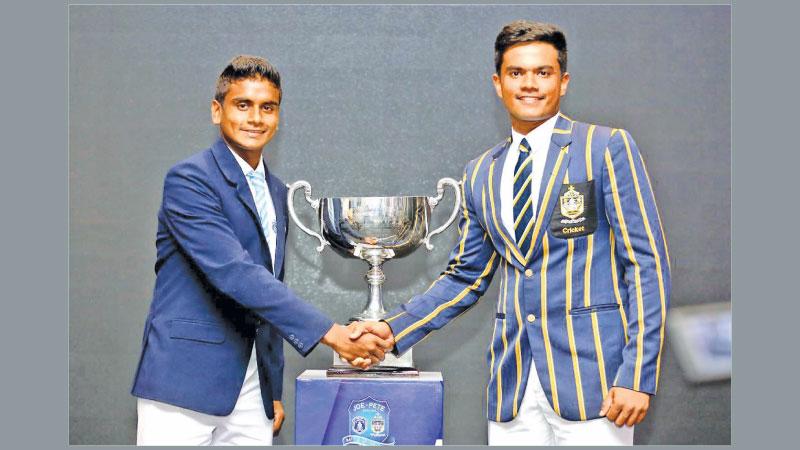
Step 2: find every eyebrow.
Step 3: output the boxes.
[506,65,555,71]
[230,97,279,106]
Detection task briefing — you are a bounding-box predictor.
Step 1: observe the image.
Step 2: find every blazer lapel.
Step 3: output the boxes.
[267,170,286,277]
[211,137,261,221]
[487,138,527,270]
[524,114,574,262]
[210,137,273,270]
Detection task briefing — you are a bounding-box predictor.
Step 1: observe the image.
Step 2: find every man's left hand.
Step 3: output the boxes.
[273,400,285,436]
[599,387,650,427]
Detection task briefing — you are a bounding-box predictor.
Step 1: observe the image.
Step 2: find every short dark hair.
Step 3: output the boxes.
[494,21,568,75]
[214,55,282,104]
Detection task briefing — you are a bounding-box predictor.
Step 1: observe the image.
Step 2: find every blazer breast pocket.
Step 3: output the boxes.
[549,180,598,239]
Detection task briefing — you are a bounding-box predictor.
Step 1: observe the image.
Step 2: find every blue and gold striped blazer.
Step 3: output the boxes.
[385,113,671,422]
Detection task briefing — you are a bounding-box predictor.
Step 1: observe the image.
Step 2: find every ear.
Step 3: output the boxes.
[559,72,571,97]
[492,72,503,99]
[211,99,222,125]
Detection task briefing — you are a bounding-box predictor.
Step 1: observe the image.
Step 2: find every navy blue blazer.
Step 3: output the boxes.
[386,113,671,422]
[131,137,334,418]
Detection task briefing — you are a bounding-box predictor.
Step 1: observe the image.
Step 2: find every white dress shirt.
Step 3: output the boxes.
[500,113,560,240]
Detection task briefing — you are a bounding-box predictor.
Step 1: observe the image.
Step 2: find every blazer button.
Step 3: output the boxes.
[525,269,533,277]
[527,314,536,323]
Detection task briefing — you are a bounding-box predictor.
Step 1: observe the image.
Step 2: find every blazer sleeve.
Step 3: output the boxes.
[601,129,671,394]
[267,326,285,401]
[161,162,334,356]
[384,164,500,355]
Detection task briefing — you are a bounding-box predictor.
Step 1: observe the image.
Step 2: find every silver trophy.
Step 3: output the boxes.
[287,178,462,368]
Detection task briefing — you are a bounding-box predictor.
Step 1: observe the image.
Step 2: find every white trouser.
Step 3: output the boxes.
[488,356,633,446]
[137,344,273,446]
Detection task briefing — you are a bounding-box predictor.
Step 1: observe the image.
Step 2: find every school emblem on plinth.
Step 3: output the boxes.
[343,397,395,445]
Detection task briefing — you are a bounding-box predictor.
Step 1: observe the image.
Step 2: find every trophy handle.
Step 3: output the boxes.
[421,177,462,250]
[286,180,329,252]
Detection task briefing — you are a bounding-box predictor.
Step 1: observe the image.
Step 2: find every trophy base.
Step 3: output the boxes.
[332,348,414,369]
[326,365,419,377]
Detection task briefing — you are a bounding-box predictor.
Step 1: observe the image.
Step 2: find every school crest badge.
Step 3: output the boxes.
[549,181,598,239]
[560,185,584,219]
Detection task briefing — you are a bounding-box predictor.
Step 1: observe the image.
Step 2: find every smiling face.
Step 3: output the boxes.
[211,77,281,166]
[492,41,570,134]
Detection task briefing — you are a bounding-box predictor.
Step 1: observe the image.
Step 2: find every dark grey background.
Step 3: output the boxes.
[69,4,730,445]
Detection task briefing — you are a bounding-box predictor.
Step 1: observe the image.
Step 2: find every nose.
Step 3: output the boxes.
[248,108,264,124]
[520,72,538,91]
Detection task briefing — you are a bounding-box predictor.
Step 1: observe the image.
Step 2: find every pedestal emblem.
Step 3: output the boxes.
[343,397,395,445]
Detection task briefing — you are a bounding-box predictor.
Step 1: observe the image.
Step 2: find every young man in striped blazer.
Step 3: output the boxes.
[356,20,671,445]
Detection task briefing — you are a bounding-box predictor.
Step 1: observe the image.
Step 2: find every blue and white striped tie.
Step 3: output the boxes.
[512,138,534,257]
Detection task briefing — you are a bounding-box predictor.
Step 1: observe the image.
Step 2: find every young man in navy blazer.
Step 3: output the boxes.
[357,21,671,445]
[131,55,392,445]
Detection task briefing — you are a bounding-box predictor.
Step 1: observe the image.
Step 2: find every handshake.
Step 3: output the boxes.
[321,321,396,369]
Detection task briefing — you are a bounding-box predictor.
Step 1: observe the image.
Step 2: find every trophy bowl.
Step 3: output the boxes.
[320,196,430,259]
[287,178,462,322]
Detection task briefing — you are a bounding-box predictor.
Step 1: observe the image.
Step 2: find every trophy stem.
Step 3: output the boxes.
[335,244,417,370]
[352,247,393,321]
[364,262,386,320]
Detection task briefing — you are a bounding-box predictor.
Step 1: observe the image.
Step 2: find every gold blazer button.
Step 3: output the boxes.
[524,269,533,277]
[527,314,536,323]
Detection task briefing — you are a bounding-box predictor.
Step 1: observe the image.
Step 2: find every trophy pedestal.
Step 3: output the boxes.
[331,348,414,371]
[295,369,444,445]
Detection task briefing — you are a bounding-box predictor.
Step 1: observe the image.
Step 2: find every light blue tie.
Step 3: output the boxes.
[246,170,272,246]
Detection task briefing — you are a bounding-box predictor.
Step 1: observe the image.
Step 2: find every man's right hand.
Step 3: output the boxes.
[347,321,395,369]
[320,323,393,369]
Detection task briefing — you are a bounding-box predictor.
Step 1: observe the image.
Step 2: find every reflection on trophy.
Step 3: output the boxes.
[287,178,462,369]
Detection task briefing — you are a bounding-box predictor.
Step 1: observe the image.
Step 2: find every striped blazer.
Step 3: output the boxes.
[385,113,671,422]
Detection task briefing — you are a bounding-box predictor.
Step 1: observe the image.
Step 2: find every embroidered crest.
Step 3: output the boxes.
[560,185,584,219]
[549,181,598,239]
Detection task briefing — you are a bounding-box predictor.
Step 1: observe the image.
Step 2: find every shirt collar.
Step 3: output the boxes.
[227,144,266,178]
[509,112,560,153]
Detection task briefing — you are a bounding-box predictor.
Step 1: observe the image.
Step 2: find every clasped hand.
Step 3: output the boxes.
[321,321,395,369]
